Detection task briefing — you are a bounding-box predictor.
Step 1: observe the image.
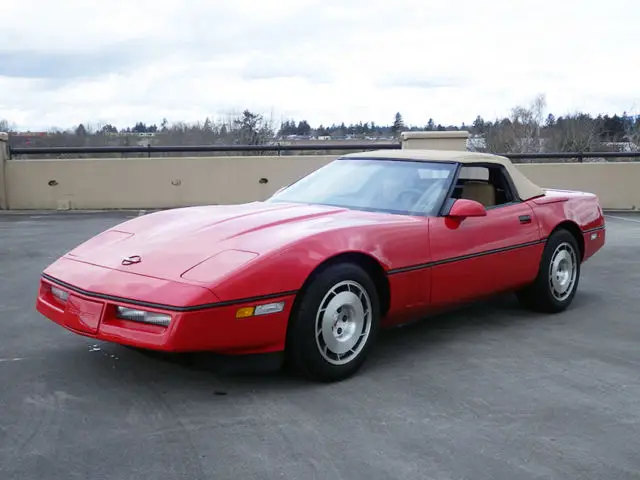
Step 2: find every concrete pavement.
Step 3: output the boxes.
[1,211,639,480]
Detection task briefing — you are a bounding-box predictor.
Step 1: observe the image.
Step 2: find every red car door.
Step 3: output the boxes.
[428,201,543,307]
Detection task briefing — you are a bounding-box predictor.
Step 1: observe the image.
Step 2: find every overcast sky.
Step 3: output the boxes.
[1,0,638,131]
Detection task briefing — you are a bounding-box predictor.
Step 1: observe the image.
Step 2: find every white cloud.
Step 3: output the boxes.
[1,0,638,131]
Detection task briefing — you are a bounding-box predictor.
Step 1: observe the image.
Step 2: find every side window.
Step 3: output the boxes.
[452,164,517,208]
[459,166,489,181]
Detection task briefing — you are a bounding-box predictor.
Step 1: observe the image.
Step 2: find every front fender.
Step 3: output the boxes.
[209,221,430,302]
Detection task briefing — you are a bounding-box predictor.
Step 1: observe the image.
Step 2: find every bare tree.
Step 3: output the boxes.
[627,126,640,149]
[623,110,640,149]
[483,118,517,153]
[545,113,604,154]
[0,119,15,133]
[484,94,546,155]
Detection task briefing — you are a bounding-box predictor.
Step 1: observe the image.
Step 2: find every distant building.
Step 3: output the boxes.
[12,131,48,137]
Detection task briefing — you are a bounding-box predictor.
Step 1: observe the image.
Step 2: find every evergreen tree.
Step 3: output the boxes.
[392,112,405,135]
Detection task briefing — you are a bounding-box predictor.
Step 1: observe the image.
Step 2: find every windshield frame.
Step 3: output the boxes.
[267,156,461,218]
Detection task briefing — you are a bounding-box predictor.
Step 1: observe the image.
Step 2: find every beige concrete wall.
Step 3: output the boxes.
[4,154,638,210]
[518,162,638,210]
[5,156,335,210]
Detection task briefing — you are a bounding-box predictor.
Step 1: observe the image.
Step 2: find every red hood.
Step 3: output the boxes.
[61,202,411,284]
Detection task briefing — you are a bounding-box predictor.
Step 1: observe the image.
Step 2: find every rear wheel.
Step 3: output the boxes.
[516,228,581,313]
[286,262,381,382]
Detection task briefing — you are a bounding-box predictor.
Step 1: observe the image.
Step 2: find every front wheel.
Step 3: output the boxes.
[286,262,381,382]
[516,228,581,313]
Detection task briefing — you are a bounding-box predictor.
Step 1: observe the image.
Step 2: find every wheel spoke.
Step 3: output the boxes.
[315,279,373,366]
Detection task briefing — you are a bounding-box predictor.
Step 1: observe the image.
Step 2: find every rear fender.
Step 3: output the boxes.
[530,193,605,261]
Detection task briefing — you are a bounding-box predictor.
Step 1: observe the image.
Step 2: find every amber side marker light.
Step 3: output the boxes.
[236,302,285,319]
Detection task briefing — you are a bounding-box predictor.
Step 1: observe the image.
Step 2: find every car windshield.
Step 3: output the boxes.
[267,158,458,216]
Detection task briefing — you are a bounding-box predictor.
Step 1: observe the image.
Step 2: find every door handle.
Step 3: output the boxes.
[519,215,532,224]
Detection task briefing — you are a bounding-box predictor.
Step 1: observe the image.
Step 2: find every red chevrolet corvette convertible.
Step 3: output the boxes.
[36,149,606,381]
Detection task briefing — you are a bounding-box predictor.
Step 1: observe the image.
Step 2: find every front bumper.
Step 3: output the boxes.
[36,270,295,355]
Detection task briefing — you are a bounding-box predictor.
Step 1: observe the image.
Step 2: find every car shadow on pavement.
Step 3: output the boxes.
[93,288,605,392]
[365,289,605,373]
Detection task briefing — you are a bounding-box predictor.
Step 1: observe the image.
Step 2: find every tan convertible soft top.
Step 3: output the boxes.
[341,149,545,201]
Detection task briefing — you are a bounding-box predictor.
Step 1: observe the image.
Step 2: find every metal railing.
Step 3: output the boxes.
[505,151,640,162]
[7,142,401,158]
[6,143,640,162]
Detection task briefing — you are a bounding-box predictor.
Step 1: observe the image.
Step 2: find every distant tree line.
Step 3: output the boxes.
[3,95,640,155]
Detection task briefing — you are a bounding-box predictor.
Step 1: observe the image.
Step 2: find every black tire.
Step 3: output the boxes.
[516,228,581,313]
[286,262,381,382]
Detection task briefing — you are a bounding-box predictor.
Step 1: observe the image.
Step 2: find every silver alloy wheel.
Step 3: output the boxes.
[548,241,577,301]
[315,280,373,366]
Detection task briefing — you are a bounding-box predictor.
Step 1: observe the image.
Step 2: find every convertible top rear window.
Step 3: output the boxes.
[268,158,457,216]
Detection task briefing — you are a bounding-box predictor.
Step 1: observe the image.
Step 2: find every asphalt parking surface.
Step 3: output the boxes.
[1,211,640,480]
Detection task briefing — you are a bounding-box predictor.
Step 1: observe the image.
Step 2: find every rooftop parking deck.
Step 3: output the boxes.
[1,211,639,480]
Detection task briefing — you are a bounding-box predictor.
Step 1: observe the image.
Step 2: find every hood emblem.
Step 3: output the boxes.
[121,255,142,266]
